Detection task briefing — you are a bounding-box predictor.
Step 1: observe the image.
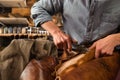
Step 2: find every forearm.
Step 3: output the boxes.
[41,21,62,36]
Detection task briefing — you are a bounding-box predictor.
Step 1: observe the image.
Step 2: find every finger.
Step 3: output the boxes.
[108,50,114,55]
[89,42,96,50]
[59,37,67,49]
[105,48,113,56]
[100,50,108,57]
[63,43,67,50]
[62,34,72,51]
[54,41,59,49]
[109,46,114,55]
[72,39,78,44]
[67,40,72,51]
[95,48,101,58]
[57,42,63,49]
[53,38,58,47]
[54,38,63,49]
[102,45,114,55]
[106,52,113,56]
[61,37,67,50]
[101,50,107,55]
[65,38,72,51]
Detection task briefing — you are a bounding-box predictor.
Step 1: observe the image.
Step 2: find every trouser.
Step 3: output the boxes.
[0,39,58,80]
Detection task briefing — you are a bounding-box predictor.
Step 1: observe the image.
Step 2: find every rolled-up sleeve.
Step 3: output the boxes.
[31,0,63,27]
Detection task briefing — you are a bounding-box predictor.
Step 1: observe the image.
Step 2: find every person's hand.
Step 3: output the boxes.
[41,21,77,51]
[41,21,74,51]
[51,30,74,51]
[89,34,120,58]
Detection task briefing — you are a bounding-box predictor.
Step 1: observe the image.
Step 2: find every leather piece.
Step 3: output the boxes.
[56,50,120,80]
[20,56,58,80]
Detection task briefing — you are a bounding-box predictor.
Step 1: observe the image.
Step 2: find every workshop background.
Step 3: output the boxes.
[0,0,62,50]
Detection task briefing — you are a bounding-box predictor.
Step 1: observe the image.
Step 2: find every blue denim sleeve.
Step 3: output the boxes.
[31,0,63,27]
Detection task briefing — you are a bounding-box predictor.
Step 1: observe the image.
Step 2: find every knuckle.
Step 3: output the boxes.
[107,51,113,55]
[56,41,61,46]
[65,36,70,40]
[96,47,101,51]
[101,50,106,54]
[57,41,62,45]
[61,40,65,43]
